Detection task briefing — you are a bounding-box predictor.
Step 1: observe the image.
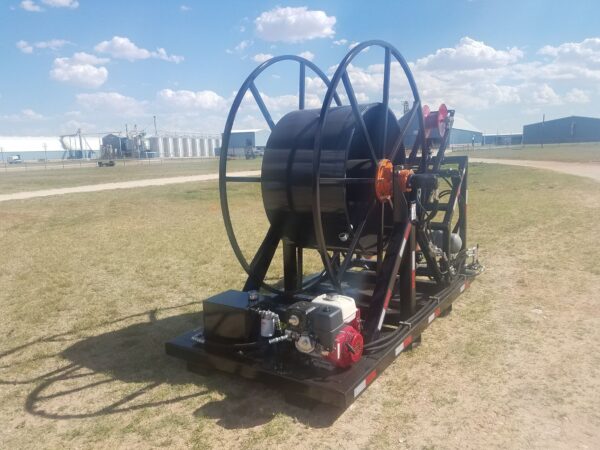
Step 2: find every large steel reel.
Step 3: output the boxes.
[220,41,427,294]
[219,55,341,295]
[310,40,426,291]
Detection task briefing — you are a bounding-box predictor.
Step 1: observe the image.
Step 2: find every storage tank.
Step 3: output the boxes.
[172,137,181,157]
[184,137,192,157]
[161,137,171,157]
[148,137,163,156]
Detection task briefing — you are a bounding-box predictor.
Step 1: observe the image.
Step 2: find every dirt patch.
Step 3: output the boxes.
[471,158,600,182]
[0,170,261,202]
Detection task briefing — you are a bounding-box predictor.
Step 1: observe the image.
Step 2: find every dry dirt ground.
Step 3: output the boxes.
[0,163,599,449]
[0,170,261,202]
[471,158,600,182]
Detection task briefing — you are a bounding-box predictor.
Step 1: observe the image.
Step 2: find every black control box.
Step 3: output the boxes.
[203,290,255,341]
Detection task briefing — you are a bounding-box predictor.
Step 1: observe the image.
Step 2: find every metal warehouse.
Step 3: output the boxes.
[523,116,600,144]
[449,116,483,146]
[482,133,523,146]
[223,129,271,157]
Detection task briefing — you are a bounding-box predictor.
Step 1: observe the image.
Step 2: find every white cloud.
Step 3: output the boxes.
[36,39,70,50]
[95,36,151,60]
[71,52,109,65]
[333,39,348,46]
[255,6,336,43]
[180,4,191,12]
[21,108,44,119]
[538,38,600,66]
[153,48,184,63]
[1,108,45,121]
[17,39,70,53]
[77,92,146,117]
[41,0,78,8]
[298,51,315,61]
[415,37,523,70]
[16,40,33,54]
[21,0,78,10]
[565,88,590,104]
[50,54,108,88]
[252,53,273,63]
[157,89,227,110]
[531,84,561,105]
[95,36,184,63]
[20,1,42,12]
[227,40,253,55]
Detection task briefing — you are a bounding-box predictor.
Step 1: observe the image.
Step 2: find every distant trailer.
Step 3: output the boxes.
[482,133,523,146]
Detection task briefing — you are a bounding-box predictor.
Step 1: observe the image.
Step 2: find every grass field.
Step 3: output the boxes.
[1,163,599,449]
[451,142,600,162]
[0,158,262,194]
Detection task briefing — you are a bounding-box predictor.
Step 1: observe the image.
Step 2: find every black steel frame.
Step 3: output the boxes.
[166,275,475,408]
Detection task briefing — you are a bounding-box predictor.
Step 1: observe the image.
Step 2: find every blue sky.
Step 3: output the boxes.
[1,0,600,136]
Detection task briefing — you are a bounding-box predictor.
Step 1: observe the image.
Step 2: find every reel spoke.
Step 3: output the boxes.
[381,47,391,160]
[299,62,306,110]
[342,71,378,165]
[337,198,377,283]
[249,82,275,131]
[225,176,262,182]
[388,100,420,163]
[320,177,375,185]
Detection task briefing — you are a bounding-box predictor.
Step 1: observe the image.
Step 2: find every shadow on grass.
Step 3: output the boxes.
[1,303,340,428]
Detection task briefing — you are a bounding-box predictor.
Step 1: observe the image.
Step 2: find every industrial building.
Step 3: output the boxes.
[0,135,101,161]
[146,134,221,158]
[0,133,223,162]
[222,129,271,157]
[482,133,523,146]
[523,116,600,144]
[448,116,483,146]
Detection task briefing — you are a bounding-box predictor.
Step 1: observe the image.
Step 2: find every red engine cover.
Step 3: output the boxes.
[326,324,364,368]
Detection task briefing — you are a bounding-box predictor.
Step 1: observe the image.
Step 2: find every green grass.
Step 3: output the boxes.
[451,142,600,162]
[0,163,599,449]
[0,158,262,194]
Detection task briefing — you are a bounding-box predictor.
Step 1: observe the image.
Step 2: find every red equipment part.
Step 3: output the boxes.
[423,103,449,138]
[326,324,364,368]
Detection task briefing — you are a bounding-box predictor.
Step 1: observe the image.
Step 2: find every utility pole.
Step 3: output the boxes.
[541,114,545,148]
[77,129,84,159]
[43,143,47,169]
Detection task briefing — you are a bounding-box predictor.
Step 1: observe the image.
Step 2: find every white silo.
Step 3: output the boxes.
[172,137,181,157]
[161,137,171,157]
[181,137,188,157]
[148,137,162,156]
[192,138,199,157]
[208,138,217,157]
[200,138,207,157]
